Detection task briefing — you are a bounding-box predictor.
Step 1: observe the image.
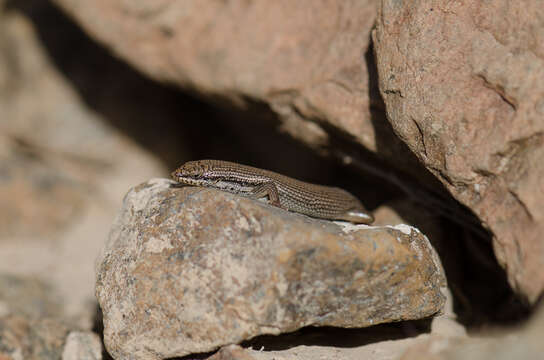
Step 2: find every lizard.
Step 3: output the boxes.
[171,159,374,224]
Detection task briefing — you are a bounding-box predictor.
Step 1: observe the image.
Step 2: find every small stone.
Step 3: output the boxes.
[96,179,446,359]
[62,331,103,360]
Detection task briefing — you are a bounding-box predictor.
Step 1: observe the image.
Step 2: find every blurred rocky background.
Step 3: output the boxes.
[0,0,542,359]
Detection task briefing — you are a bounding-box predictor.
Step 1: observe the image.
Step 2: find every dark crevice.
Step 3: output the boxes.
[411,116,428,157]
[476,73,517,111]
[91,305,114,360]
[508,189,534,222]
[168,351,216,360]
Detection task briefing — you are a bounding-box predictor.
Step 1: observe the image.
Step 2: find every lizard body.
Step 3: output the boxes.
[171,159,374,224]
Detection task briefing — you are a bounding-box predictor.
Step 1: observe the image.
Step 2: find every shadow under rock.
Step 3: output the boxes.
[241,319,432,351]
[165,320,431,359]
[92,305,115,360]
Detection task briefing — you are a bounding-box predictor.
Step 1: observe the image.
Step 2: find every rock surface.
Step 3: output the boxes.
[96,179,446,359]
[373,0,544,303]
[62,331,103,360]
[50,0,409,159]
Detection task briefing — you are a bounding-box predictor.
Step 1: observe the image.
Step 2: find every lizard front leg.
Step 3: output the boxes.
[249,182,282,208]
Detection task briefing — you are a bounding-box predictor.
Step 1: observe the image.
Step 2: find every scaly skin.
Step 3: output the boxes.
[171,159,374,224]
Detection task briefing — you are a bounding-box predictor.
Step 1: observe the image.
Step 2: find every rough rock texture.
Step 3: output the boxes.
[51,0,399,156]
[3,1,542,359]
[96,179,446,359]
[373,0,544,303]
[62,331,103,360]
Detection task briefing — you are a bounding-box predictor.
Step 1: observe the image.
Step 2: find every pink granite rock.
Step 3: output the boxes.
[373,0,544,303]
[51,0,388,154]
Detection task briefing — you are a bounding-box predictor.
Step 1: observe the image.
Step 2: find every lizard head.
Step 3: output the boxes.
[171,160,213,186]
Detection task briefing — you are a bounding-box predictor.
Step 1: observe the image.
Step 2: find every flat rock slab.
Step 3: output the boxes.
[96,179,446,359]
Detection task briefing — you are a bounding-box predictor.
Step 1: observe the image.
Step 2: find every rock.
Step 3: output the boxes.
[96,179,446,359]
[0,315,70,360]
[429,286,466,339]
[373,0,544,302]
[62,331,103,360]
[51,0,415,162]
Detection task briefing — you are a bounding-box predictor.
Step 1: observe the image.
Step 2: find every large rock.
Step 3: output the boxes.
[50,0,403,157]
[96,179,446,359]
[373,0,544,303]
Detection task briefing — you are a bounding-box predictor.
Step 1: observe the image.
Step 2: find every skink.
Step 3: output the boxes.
[171,159,374,224]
